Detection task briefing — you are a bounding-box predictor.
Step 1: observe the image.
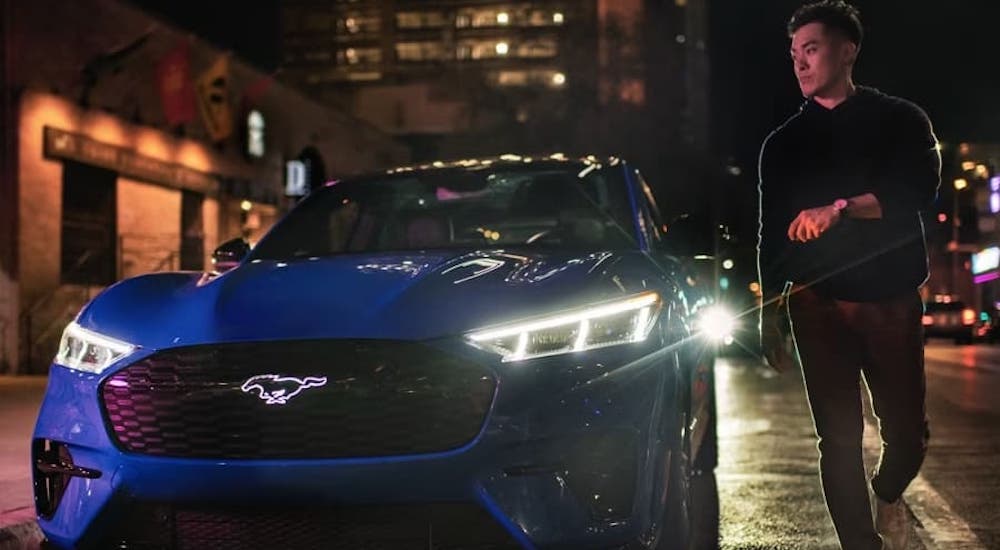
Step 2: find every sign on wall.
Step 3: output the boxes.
[43,126,217,195]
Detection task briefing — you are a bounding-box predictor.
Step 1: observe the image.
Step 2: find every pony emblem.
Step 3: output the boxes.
[240,375,328,405]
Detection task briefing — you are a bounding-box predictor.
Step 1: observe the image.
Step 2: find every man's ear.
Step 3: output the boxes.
[843,41,859,66]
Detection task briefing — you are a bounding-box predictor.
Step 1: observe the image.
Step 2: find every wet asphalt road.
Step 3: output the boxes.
[715,341,998,549]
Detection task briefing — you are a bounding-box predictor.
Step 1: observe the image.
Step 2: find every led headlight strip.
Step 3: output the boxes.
[55,322,136,374]
[468,291,661,362]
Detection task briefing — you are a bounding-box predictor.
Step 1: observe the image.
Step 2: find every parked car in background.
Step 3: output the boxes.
[923,299,977,345]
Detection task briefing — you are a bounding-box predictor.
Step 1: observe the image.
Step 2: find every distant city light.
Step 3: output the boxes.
[992,176,1000,192]
[552,72,566,86]
[675,34,687,44]
[240,200,253,212]
[938,213,947,223]
[553,12,564,24]
[954,178,968,190]
[497,12,509,25]
[719,276,729,290]
[722,259,734,270]
[962,161,976,171]
[991,192,1000,214]
[749,281,761,293]
[976,164,990,178]
[495,42,509,55]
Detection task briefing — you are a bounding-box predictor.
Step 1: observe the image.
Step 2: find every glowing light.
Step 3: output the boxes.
[495,42,509,55]
[497,12,509,24]
[992,176,1000,192]
[553,12,564,24]
[976,164,990,178]
[552,72,566,86]
[722,259,734,270]
[240,375,328,405]
[962,161,976,171]
[749,282,761,293]
[240,200,253,211]
[954,178,968,190]
[468,292,661,362]
[992,193,1000,214]
[937,213,947,223]
[697,306,736,342]
[55,322,136,374]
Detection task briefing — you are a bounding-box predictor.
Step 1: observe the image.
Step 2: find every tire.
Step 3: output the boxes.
[656,444,692,550]
[692,365,718,474]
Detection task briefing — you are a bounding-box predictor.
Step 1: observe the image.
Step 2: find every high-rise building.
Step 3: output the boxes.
[281,0,709,177]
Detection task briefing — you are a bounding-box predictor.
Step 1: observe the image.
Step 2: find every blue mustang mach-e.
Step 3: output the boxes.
[33,156,728,549]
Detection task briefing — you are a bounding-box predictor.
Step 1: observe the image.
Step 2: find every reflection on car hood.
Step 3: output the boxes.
[79,249,638,349]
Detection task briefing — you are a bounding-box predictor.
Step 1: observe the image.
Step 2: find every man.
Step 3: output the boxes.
[756,2,941,549]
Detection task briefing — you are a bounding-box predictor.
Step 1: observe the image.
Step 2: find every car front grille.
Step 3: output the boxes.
[101,502,521,550]
[101,340,496,459]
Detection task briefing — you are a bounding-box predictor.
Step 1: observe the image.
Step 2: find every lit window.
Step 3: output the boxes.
[518,39,558,58]
[396,41,449,62]
[345,17,359,33]
[397,11,447,29]
[337,47,381,66]
[553,12,564,24]
[551,72,566,86]
[495,42,510,55]
[497,12,509,25]
[456,14,470,28]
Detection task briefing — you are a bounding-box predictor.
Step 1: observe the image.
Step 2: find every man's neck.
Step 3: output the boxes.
[812,80,857,110]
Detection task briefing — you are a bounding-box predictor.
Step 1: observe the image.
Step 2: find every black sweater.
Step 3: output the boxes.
[757,87,941,303]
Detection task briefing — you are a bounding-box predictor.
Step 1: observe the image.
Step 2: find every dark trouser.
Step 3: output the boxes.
[788,287,929,550]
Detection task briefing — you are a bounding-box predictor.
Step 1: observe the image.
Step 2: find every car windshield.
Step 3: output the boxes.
[251,163,638,260]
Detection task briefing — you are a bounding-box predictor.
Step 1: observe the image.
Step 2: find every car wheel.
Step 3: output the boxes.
[656,438,692,550]
[692,365,717,474]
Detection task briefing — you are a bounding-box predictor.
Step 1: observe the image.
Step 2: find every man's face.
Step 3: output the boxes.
[790,22,855,98]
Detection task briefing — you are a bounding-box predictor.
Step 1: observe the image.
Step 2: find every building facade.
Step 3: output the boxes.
[0,0,408,374]
[280,0,709,170]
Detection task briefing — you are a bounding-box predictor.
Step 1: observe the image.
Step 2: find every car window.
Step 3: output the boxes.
[251,165,638,260]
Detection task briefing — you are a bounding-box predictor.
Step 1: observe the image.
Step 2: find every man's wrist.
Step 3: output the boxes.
[832,198,849,216]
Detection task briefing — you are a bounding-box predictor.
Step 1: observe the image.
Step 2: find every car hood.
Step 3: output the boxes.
[79,249,644,349]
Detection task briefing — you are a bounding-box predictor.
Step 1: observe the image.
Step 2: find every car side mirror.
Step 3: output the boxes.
[211,238,250,274]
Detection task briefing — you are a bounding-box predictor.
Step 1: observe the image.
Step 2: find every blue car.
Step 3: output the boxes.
[33,156,724,549]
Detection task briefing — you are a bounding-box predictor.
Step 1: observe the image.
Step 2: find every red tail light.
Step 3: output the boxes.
[922,314,934,326]
[962,308,976,326]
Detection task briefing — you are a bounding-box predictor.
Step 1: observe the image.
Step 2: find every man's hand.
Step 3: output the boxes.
[761,304,795,373]
[787,204,841,242]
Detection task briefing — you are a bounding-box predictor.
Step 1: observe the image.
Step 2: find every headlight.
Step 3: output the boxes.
[697,305,736,343]
[54,322,136,374]
[468,291,661,362]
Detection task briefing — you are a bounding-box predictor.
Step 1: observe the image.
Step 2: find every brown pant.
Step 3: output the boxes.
[788,287,929,550]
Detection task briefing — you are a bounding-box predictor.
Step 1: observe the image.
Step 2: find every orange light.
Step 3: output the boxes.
[962,308,976,326]
[922,314,933,326]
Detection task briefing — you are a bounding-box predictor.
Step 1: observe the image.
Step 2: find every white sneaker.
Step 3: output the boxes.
[875,496,909,550]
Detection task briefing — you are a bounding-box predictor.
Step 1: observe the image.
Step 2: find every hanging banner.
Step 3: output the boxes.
[155,41,196,126]
[195,55,233,142]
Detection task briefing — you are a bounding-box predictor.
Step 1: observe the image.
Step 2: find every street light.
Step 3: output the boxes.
[952,178,969,295]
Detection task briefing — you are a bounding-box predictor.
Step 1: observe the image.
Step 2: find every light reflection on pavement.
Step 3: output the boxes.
[715,356,926,549]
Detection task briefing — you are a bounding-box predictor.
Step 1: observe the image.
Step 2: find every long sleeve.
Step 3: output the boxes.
[757,130,788,310]
[870,101,941,219]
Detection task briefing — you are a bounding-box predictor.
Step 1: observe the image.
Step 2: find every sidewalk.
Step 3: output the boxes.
[0,376,46,550]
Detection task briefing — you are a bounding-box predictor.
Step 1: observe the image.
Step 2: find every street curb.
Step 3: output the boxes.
[0,507,42,550]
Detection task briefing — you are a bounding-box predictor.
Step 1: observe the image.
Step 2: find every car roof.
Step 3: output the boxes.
[333,154,624,185]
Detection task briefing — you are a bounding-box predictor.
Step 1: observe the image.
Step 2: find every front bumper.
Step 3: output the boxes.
[33,338,678,549]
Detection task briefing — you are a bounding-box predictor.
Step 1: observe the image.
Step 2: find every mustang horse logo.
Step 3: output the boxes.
[240,375,328,405]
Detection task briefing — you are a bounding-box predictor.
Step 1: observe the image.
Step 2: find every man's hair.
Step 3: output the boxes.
[788,1,863,47]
